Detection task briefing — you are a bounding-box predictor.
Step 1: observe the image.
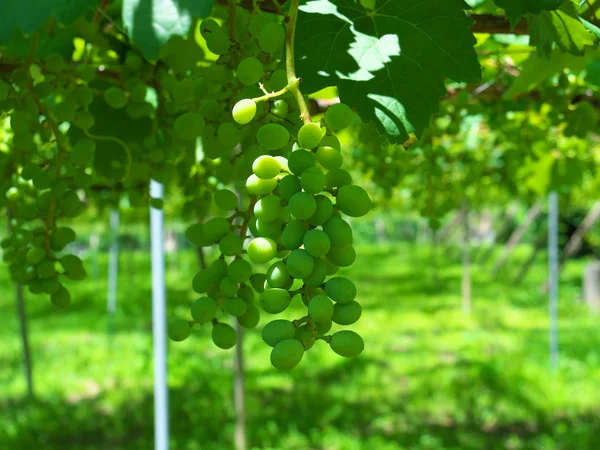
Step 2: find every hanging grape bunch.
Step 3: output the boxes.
[169,2,372,370]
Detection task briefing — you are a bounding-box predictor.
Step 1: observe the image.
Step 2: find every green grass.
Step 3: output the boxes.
[1,242,600,450]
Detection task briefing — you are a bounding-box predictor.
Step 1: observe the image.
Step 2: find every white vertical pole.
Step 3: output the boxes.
[150,180,169,450]
[107,209,120,316]
[548,192,559,370]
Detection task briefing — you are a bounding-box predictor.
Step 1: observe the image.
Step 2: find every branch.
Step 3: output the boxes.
[469,14,529,35]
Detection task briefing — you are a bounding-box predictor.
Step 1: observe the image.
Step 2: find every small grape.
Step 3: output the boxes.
[286,249,314,279]
[246,174,278,196]
[253,155,281,179]
[50,227,76,251]
[323,217,353,247]
[232,99,257,125]
[204,217,231,242]
[191,297,217,323]
[250,273,267,293]
[262,319,295,347]
[308,294,334,323]
[50,286,71,308]
[224,297,247,317]
[332,300,362,325]
[206,29,231,55]
[247,237,278,263]
[303,258,327,288]
[220,277,239,297]
[303,229,331,258]
[193,270,215,293]
[288,150,315,175]
[297,123,323,149]
[316,146,343,170]
[238,304,260,328]
[330,330,364,358]
[212,323,237,349]
[218,122,240,148]
[27,247,46,265]
[60,254,87,280]
[169,319,191,342]
[307,195,334,226]
[325,277,357,304]
[316,319,333,334]
[336,185,372,217]
[209,259,229,282]
[255,218,283,240]
[200,18,220,38]
[300,167,325,194]
[281,220,307,250]
[228,259,252,283]
[174,113,206,141]
[325,169,352,190]
[325,103,353,130]
[288,192,317,220]
[270,339,304,370]
[254,196,282,223]
[259,23,285,54]
[219,234,243,256]
[260,288,291,314]
[278,175,302,201]
[272,99,289,117]
[186,224,212,247]
[266,261,293,289]
[257,123,290,150]
[214,189,238,210]
[326,244,356,267]
[237,57,264,86]
[104,87,128,109]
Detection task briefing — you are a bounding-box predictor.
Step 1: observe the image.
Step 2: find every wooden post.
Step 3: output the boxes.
[583,262,600,311]
[462,203,472,314]
[233,320,247,450]
[477,204,518,265]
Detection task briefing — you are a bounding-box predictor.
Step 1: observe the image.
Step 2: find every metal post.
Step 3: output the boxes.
[150,180,169,450]
[548,192,559,370]
[107,209,119,335]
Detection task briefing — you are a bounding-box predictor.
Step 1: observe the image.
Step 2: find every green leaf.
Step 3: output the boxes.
[122,0,215,60]
[493,0,563,24]
[564,101,599,137]
[0,0,95,44]
[529,1,597,58]
[296,0,481,144]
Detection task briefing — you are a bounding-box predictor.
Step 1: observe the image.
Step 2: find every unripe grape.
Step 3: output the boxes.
[300,167,326,194]
[219,234,243,256]
[218,122,240,148]
[272,99,289,117]
[246,174,278,195]
[259,23,285,54]
[288,192,317,220]
[174,113,206,141]
[270,339,304,370]
[104,87,128,109]
[203,217,231,242]
[278,175,302,201]
[27,247,46,265]
[125,51,143,71]
[220,277,239,297]
[252,155,281,179]
[191,297,217,323]
[336,185,372,217]
[325,103,353,130]
[294,324,315,350]
[298,123,323,149]
[281,220,307,250]
[307,195,334,226]
[266,261,293,289]
[326,244,356,267]
[286,249,314,279]
[237,57,264,86]
[254,196,282,223]
[255,218,283,240]
[330,330,364,357]
[316,319,333,334]
[209,259,229,282]
[332,300,362,325]
[169,319,191,342]
[262,319,295,347]
[238,303,260,328]
[200,18,220,38]
[303,229,331,257]
[257,123,289,150]
[60,254,87,280]
[260,288,291,314]
[224,297,247,317]
[186,224,212,247]
[247,237,278,263]
[212,323,237,349]
[214,189,238,210]
[193,270,215,293]
[288,150,315,175]
[206,29,231,55]
[37,260,56,279]
[308,294,334,323]
[316,145,343,170]
[228,259,252,283]
[250,273,267,293]
[72,139,96,167]
[45,53,67,73]
[325,169,352,190]
[232,99,257,125]
[323,217,353,247]
[173,78,194,103]
[325,277,357,304]
[50,227,76,251]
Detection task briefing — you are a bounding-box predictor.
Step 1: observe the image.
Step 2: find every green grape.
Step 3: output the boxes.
[325,103,353,130]
[260,288,291,314]
[224,297,247,317]
[250,273,267,293]
[316,319,332,334]
[252,155,281,179]
[45,53,67,73]
[323,217,353,247]
[6,187,20,202]
[52,101,77,123]
[332,300,362,325]
[174,113,206,141]
[73,87,94,107]
[0,79,10,100]
[326,244,356,267]
[238,284,255,302]
[324,259,339,276]
[40,277,61,295]
[325,277,356,303]
[278,175,302,201]
[288,192,317,220]
[75,64,96,82]
[125,51,143,71]
[27,247,46,265]
[200,18,220,38]
[286,249,314,279]
[51,286,71,308]
[193,77,210,99]
[37,260,56,279]
[249,13,278,38]
[73,110,95,130]
[202,135,226,160]
[219,234,243,256]
[271,99,289,118]
[50,227,76,251]
[300,167,326,194]
[247,237,278,263]
[304,258,327,288]
[254,196,282,223]
[325,169,353,190]
[10,111,34,132]
[246,174,277,196]
[228,258,252,283]
[320,135,341,151]
[169,319,191,342]
[212,323,237,349]
[104,87,128,109]
[336,185,372,217]
[281,220,306,250]
[288,150,315,175]
[232,99,257,125]
[173,78,194,103]
[270,339,304,370]
[60,254,87,280]
[257,123,290,150]
[220,277,239,297]
[238,303,260,328]
[330,330,364,358]
[266,261,293,289]
[308,294,334,323]
[255,218,283,240]
[303,229,331,258]
[209,259,229,282]
[259,23,285,54]
[267,69,288,92]
[218,122,240,148]
[193,270,215,293]
[203,217,231,242]
[129,84,147,103]
[206,29,231,55]
[298,123,323,149]
[307,195,333,226]
[262,319,295,347]
[214,189,238,210]
[186,224,212,247]
[237,57,264,86]
[316,146,343,170]
[294,324,315,350]
[191,297,217,323]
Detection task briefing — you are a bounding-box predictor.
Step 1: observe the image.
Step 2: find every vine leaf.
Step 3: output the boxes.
[492,0,563,25]
[122,0,215,60]
[296,0,481,144]
[0,0,96,44]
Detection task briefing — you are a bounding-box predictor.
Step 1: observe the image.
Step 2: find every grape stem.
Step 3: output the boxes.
[285,0,312,124]
[228,0,237,42]
[252,80,298,103]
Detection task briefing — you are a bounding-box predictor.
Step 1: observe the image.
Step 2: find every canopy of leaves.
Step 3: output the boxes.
[492,0,563,23]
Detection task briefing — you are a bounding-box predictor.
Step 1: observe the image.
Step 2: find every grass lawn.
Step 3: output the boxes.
[1,242,599,450]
